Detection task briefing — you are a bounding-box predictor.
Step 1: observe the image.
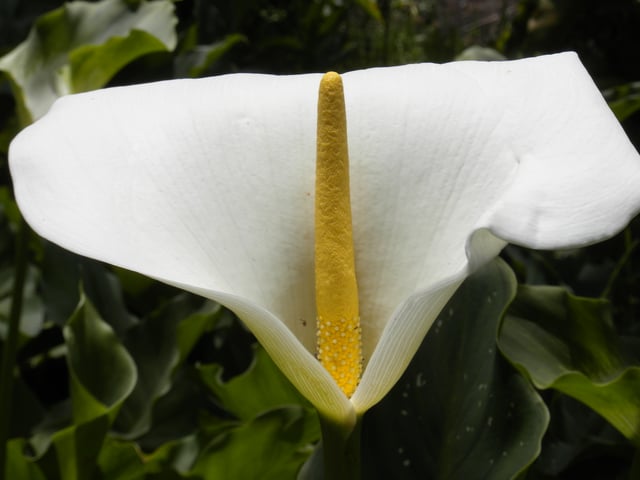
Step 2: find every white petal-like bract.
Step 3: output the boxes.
[10,52,640,420]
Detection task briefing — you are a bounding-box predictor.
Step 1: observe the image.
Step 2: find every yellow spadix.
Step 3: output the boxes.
[315,72,361,398]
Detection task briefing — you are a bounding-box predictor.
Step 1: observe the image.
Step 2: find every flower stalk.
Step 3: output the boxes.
[318,414,362,479]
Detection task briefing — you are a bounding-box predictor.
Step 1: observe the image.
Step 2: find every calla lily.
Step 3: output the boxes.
[9,52,640,431]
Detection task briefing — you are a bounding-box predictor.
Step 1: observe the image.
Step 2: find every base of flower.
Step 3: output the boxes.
[299,413,362,480]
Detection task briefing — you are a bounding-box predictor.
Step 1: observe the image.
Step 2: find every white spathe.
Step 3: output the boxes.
[9,52,640,425]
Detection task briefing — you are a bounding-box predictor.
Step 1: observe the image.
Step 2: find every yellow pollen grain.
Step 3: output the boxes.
[315,72,362,398]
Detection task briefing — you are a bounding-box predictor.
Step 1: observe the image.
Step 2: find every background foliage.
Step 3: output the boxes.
[1,0,640,478]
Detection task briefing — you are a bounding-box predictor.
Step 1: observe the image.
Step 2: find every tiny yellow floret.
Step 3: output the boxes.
[315,72,361,397]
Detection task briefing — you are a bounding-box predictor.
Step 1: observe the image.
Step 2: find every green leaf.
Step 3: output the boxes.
[0,265,43,339]
[64,293,137,424]
[52,416,112,480]
[114,296,220,438]
[353,0,383,22]
[176,300,222,364]
[6,378,46,439]
[610,96,640,122]
[41,242,136,334]
[532,394,631,477]
[5,438,46,480]
[96,437,147,480]
[44,293,137,480]
[604,81,640,122]
[362,259,549,479]
[0,0,177,124]
[455,46,507,61]
[498,285,640,446]
[135,367,209,452]
[175,33,247,78]
[189,407,318,480]
[198,344,312,421]
[189,344,319,478]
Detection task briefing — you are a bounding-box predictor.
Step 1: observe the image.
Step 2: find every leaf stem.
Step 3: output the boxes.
[600,227,639,299]
[318,414,362,480]
[0,218,29,479]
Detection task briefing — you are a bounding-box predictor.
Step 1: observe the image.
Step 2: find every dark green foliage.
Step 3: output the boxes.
[363,260,548,479]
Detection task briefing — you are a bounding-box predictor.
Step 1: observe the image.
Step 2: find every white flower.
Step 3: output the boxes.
[9,52,640,427]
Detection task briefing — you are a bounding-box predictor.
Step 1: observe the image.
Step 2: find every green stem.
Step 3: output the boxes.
[319,414,362,480]
[380,0,391,66]
[600,228,638,299]
[0,218,29,480]
[631,447,640,479]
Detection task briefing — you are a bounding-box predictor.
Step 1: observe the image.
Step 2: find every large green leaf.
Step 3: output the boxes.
[0,265,43,339]
[175,31,247,78]
[362,259,549,479]
[5,438,46,480]
[0,0,177,124]
[353,0,383,21]
[198,344,313,421]
[531,394,633,478]
[51,416,112,480]
[96,437,148,480]
[135,367,210,452]
[189,407,318,480]
[47,294,137,480]
[499,285,640,446]
[41,242,136,334]
[14,295,136,479]
[604,81,640,122]
[64,293,137,424]
[192,342,319,478]
[114,296,221,438]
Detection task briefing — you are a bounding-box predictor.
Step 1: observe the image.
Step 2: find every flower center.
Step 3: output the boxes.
[315,72,361,398]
